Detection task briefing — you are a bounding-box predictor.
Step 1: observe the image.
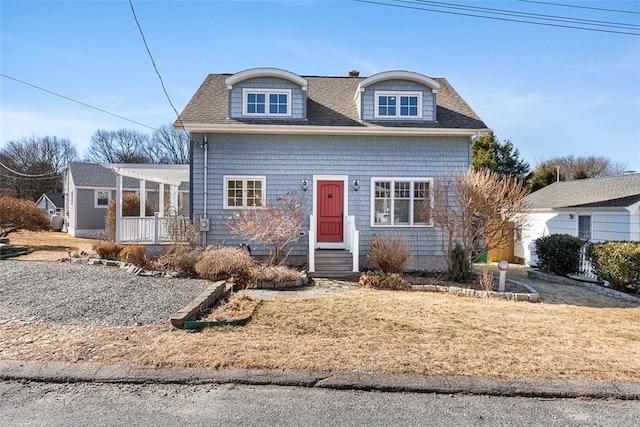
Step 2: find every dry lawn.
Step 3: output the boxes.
[2,237,638,381]
[2,278,639,382]
[5,231,98,261]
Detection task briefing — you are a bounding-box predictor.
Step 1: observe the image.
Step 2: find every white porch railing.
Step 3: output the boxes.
[346,215,359,272]
[120,213,191,244]
[579,242,597,278]
[308,215,359,273]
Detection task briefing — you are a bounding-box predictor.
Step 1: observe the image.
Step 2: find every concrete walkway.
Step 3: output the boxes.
[238,279,359,300]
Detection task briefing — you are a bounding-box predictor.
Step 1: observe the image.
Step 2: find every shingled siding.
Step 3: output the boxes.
[191,133,471,269]
[228,77,306,120]
[360,79,436,122]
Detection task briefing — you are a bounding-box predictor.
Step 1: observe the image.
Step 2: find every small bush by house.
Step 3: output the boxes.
[587,241,640,292]
[95,243,125,260]
[367,234,413,274]
[535,234,583,276]
[359,271,410,290]
[195,246,254,281]
[449,242,472,283]
[118,245,148,268]
[157,246,204,278]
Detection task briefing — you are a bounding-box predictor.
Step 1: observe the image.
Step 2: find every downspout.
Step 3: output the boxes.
[202,134,208,244]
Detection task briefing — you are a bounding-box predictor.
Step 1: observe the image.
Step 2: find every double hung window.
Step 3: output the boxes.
[94,190,111,208]
[372,178,432,226]
[243,89,291,116]
[578,215,591,241]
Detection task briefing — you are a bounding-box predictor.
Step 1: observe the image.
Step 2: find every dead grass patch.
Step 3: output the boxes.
[201,294,260,322]
[2,287,638,382]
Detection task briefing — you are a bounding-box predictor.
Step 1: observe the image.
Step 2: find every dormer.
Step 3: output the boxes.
[225,68,308,120]
[354,71,440,122]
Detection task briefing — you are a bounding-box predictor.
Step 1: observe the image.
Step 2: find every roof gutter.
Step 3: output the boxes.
[179,123,490,138]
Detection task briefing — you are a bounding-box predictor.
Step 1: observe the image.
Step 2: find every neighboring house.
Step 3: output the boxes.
[176,67,489,275]
[64,162,190,239]
[517,173,640,266]
[35,193,64,217]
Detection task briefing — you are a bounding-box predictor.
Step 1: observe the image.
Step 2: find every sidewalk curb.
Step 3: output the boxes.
[1,360,638,400]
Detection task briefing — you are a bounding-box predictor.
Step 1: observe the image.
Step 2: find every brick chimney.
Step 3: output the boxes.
[348,70,360,77]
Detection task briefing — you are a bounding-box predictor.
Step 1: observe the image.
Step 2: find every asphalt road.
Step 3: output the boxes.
[1,381,638,427]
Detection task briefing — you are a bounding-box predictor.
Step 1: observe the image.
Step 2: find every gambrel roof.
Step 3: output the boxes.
[176,73,487,130]
[526,173,640,209]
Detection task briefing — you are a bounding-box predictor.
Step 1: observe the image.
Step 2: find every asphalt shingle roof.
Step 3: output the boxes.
[177,73,487,130]
[525,173,640,209]
[44,193,64,207]
[67,163,189,190]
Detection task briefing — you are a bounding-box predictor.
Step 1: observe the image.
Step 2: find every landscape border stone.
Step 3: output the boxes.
[410,279,540,302]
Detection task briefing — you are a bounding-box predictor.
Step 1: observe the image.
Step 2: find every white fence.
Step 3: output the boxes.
[120,214,191,244]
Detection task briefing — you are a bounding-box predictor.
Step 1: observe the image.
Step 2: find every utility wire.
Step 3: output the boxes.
[0,159,59,178]
[354,0,640,35]
[518,0,640,15]
[128,0,190,134]
[0,171,60,181]
[0,73,158,131]
[410,0,640,30]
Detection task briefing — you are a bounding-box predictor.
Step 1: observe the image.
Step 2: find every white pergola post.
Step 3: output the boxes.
[159,183,165,216]
[115,174,123,244]
[170,184,178,214]
[139,179,146,217]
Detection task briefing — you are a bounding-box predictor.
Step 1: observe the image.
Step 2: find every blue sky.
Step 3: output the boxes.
[1,0,639,172]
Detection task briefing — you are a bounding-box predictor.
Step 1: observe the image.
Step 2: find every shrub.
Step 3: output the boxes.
[194,246,255,281]
[118,245,148,268]
[157,246,204,277]
[587,241,640,291]
[250,265,301,283]
[535,234,583,276]
[0,195,51,237]
[359,271,410,290]
[449,242,472,283]
[367,234,413,274]
[104,193,154,239]
[95,243,125,260]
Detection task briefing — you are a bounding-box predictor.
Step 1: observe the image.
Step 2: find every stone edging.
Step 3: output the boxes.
[63,257,186,278]
[410,280,540,303]
[528,270,640,304]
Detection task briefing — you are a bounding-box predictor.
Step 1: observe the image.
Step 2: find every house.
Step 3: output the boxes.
[35,193,64,218]
[517,173,640,266]
[64,162,190,239]
[176,67,489,276]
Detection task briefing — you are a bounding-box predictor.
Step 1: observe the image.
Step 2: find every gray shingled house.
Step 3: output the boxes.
[35,193,64,217]
[176,67,489,276]
[517,173,640,266]
[64,162,189,240]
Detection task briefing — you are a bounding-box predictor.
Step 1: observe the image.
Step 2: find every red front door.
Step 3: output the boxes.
[317,180,344,242]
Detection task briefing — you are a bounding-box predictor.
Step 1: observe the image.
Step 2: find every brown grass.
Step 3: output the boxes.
[201,294,260,322]
[6,231,97,261]
[2,282,639,381]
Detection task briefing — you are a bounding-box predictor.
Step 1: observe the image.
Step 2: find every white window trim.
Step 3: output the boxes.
[370,177,433,227]
[577,214,592,241]
[223,176,266,209]
[374,91,423,119]
[94,189,111,209]
[242,88,292,117]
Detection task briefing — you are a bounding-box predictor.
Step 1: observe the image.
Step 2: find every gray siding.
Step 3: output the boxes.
[228,77,306,120]
[75,189,111,231]
[191,133,471,262]
[591,213,631,242]
[361,79,436,122]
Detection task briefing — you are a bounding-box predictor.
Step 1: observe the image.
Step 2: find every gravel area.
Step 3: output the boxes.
[0,260,211,326]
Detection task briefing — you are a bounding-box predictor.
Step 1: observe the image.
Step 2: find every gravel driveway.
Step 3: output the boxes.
[0,260,210,326]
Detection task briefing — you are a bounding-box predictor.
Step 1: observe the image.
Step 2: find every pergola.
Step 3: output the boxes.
[109,164,190,244]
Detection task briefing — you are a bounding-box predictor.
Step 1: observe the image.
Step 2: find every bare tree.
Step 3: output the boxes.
[423,169,530,270]
[226,191,307,266]
[0,136,77,200]
[529,155,628,191]
[148,125,190,164]
[85,129,150,164]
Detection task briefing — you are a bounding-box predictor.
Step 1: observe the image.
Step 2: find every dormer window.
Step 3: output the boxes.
[375,91,422,119]
[243,89,291,116]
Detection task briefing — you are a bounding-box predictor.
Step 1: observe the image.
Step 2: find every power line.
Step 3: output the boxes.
[0,159,59,178]
[354,0,640,36]
[0,171,60,181]
[410,0,639,30]
[518,0,640,15]
[128,0,189,134]
[0,73,158,131]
